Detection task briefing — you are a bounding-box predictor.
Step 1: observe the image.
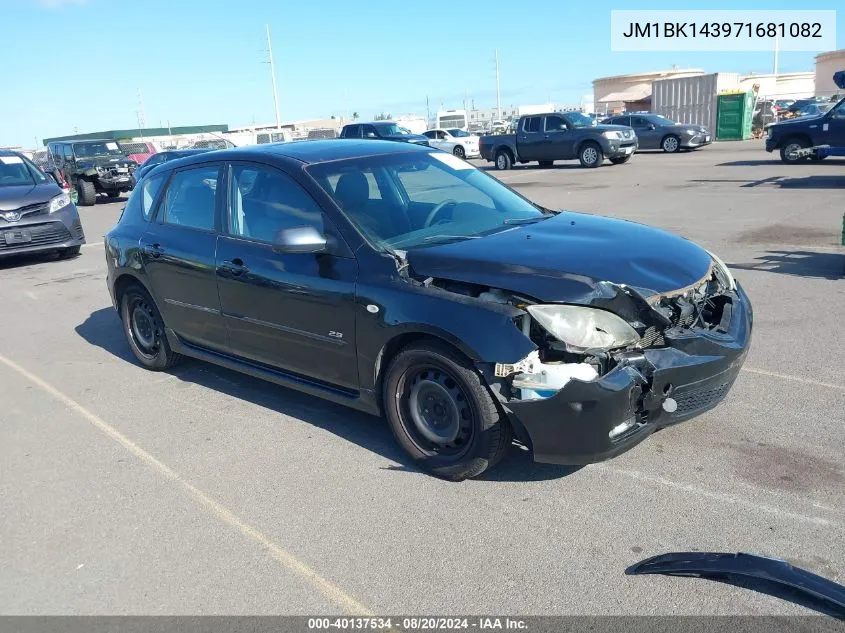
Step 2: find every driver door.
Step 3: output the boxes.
[630,116,660,149]
[541,114,576,160]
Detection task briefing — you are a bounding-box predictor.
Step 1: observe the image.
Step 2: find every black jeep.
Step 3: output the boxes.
[46,140,137,206]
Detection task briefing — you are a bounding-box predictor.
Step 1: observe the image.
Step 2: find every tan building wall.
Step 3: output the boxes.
[593,68,704,112]
[737,72,815,100]
[815,49,845,96]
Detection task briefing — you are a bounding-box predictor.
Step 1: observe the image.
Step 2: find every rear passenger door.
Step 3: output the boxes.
[140,163,229,352]
[517,116,544,161]
[215,162,359,390]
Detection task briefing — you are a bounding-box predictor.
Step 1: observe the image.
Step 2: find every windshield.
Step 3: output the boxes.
[376,123,410,136]
[73,141,124,158]
[562,112,594,128]
[307,152,547,250]
[0,154,48,187]
[447,129,471,137]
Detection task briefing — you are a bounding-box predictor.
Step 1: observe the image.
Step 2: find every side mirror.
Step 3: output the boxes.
[273,225,327,254]
[366,132,377,138]
[646,124,656,130]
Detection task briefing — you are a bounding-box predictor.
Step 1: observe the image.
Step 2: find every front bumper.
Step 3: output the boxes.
[0,204,86,257]
[503,284,753,465]
[604,140,638,158]
[97,173,135,191]
[682,132,712,148]
[765,138,777,153]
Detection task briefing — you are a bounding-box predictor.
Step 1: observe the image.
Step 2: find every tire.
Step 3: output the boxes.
[107,191,120,199]
[120,284,181,371]
[538,160,554,168]
[59,246,81,259]
[452,145,466,159]
[661,135,681,153]
[382,340,512,481]
[779,138,809,163]
[76,178,97,206]
[578,142,602,168]
[610,155,632,165]
[494,149,512,171]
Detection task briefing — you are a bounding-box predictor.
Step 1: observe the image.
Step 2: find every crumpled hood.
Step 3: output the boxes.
[0,183,61,211]
[406,212,714,303]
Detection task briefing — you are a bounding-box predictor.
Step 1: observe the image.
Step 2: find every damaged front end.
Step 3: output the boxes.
[435,258,753,465]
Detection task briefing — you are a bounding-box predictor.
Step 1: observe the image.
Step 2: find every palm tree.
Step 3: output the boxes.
[352,112,359,120]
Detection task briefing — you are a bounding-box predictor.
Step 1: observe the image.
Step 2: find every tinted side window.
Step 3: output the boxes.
[342,125,360,138]
[544,115,567,132]
[423,131,436,139]
[63,145,73,160]
[123,172,167,222]
[227,164,324,244]
[524,117,541,133]
[631,116,648,127]
[363,125,378,138]
[160,166,220,231]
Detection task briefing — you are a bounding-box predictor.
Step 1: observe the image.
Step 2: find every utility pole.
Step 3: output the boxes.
[266,24,282,130]
[136,88,146,138]
[495,49,501,121]
[773,33,779,75]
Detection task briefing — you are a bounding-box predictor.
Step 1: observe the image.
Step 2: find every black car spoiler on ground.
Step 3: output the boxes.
[627,552,845,619]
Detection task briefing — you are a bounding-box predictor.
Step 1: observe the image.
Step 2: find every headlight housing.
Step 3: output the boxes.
[526,305,640,353]
[686,129,697,135]
[601,131,623,140]
[48,192,71,213]
[706,250,737,291]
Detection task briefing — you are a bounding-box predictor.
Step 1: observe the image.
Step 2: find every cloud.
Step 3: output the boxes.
[35,0,89,8]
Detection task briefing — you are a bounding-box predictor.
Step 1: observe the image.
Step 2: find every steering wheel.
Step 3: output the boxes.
[424,199,458,228]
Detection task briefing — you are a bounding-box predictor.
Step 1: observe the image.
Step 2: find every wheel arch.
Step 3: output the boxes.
[777,132,812,149]
[576,138,601,155]
[112,272,152,319]
[494,144,515,161]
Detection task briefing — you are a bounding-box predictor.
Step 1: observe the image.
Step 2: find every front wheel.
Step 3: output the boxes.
[76,179,97,206]
[610,155,632,165]
[661,135,681,153]
[452,145,466,159]
[383,341,512,481]
[578,143,602,168]
[120,284,181,371]
[779,139,809,163]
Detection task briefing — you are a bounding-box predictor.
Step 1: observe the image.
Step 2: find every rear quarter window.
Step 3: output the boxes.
[122,172,167,223]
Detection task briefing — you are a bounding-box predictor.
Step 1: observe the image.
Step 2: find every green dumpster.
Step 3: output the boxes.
[716,91,755,140]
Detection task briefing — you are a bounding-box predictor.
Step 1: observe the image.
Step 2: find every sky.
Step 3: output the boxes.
[0,0,841,148]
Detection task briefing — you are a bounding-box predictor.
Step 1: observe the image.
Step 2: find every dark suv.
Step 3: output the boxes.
[47,139,137,206]
[765,97,845,162]
[106,140,750,481]
[339,122,429,145]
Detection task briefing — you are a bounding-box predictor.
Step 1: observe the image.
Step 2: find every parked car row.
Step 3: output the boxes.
[338,121,482,159]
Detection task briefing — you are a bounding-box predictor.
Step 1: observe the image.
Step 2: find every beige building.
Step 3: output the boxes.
[815,49,845,97]
[593,68,704,112]
[737,72,815,100]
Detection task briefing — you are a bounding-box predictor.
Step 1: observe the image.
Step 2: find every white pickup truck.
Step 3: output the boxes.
[421,128,481,159]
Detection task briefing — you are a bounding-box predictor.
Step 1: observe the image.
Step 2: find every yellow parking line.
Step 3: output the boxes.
[0,352,373,616]
[741,366,845,393]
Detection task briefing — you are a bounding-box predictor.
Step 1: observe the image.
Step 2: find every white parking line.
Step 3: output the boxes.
[0,352,374,616]
[598,465,837,527]
[82,241,103,248]
[741,366,845,393]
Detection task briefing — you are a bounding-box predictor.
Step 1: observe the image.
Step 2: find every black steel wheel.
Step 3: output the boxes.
[383,340,512,481]
[120,284,180,370]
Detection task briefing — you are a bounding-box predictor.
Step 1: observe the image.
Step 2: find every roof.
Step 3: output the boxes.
[162,139,433,169]
[596,86,652,103]
[43,124,228,144]
[594,69,704,83]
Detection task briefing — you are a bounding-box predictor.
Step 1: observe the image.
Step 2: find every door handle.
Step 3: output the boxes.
[219,258,248,276]
[142,243,164,258]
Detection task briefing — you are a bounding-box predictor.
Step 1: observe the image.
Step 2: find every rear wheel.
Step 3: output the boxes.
[76,178,97,206]
[383,341,512,481]
[538,160,554,168]
[494,149,513,170]
[120,284,181,371]
[578,142,602,168]
[779,138,809,163]
[452,145,466,159]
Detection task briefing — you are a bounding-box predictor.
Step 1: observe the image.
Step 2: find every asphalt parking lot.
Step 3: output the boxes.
[1,140,844,616]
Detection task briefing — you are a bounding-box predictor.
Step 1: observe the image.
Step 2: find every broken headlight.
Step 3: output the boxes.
[526,305,640,353]
[706,250,737,291]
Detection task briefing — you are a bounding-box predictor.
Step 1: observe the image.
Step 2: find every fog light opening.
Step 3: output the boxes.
[609,416,637,440]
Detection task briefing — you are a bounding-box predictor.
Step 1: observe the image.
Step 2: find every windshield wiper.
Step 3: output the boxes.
[503,216,549,225]
[421,234,482,244]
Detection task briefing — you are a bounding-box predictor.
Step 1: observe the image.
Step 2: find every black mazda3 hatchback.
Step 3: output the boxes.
[105,140,752,480]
